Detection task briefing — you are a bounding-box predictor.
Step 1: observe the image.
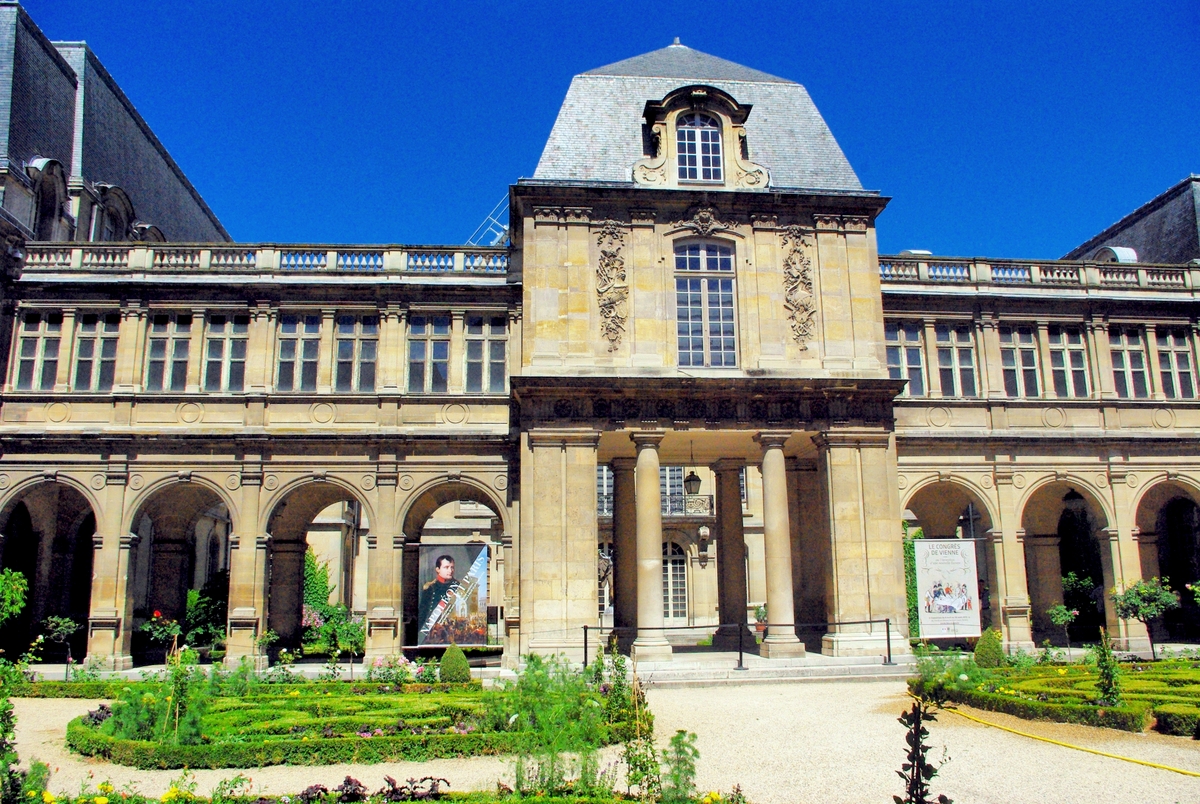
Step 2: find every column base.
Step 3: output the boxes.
[224,652,269,671]
[821,628,910,658]
[87,653,133,671]
[759,637,806,659]
[711,624,756,652]
[1115,635,1153,656]
[630,638,673,663]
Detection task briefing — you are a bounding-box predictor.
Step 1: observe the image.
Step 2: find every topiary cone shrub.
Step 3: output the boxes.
[973,627,1004,668]
[439,643,471,683]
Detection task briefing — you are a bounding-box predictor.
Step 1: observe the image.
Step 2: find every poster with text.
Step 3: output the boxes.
[914,539,981,638]
[417,544,489,646]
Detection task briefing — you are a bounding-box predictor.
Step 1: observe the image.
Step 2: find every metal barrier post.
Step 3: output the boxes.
[884,618,894,665]
[736,623,746,670]
[583,624,589,667]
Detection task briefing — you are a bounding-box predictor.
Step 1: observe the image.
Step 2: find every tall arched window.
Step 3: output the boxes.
[677,113,723,182]
[675,241,737,367]
[662,541,687,621]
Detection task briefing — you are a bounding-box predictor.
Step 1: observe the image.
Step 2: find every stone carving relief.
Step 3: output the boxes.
[595,220,629,351]
[781,225,817,349]
[671,205,739,238]
[632,121,668,186]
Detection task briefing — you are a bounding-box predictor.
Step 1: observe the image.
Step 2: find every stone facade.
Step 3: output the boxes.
[0,40,1194,671]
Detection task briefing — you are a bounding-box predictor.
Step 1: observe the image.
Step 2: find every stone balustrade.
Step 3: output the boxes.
[22,243,510,276]
[878,255,1197,291]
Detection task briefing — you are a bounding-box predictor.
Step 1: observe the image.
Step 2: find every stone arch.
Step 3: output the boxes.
[126,480,232,659]
[1018,478,1112,644]
[397,476,508,647]
[262,478,372,652]
[1133,478,1200,642]
[0,479,98,660]
[902,477,999,627]
[28,158,68,241]
[123,474,240,536]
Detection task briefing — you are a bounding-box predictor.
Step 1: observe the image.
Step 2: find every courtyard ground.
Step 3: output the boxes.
[14,680,1200,803]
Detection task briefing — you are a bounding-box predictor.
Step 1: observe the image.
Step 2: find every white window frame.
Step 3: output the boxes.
[677,113,723,182]
[1109,325,1149,399]
[1156,326,1195,400]
[465,313,507,394]
[1048,324,1089,398]
[145,312,192,393]
[73,312,120,392]
[276,313,321,393]
[934,322,976,398]
[886,320,925,396]
[675,241,737,368]
[203,313,249,393]
[13,310,62,391]
[407,314,451,393]
[334,313,378,393]
[1000,324,1040,398]
[662,542,688,621]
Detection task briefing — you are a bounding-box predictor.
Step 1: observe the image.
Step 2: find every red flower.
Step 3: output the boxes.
[153,610,162,618]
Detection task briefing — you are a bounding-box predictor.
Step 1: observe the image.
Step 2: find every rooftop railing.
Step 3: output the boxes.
[878,255,1197,291]
[21,243,510,277]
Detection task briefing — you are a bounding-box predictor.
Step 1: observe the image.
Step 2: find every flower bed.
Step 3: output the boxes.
[911,656,1200,736]
[12,679,478,699]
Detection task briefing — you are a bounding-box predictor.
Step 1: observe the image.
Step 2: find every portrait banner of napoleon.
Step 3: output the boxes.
[417,544,489,646]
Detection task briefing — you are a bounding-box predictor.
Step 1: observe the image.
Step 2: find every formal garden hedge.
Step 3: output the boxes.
[12,679,478,699]
[911,650,1200,737]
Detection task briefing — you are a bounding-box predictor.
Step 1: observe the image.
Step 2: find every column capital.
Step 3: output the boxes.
[630,430,666,450]
[812,429,892,450]
[711,458,745,473]
[753,430,793,450]
[610,457,637,472]
[785,457,818,474]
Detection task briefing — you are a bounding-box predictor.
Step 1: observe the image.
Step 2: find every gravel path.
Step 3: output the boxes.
[14,683,1200,802]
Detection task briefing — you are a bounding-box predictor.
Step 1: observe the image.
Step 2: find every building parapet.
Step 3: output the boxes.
[878,255,1198,293]
[21,243,510,278]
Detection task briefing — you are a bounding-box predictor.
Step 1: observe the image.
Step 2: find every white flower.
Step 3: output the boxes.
[958,673,969,681]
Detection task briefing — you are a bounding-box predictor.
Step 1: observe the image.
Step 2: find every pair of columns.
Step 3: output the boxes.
[610,431,804,661]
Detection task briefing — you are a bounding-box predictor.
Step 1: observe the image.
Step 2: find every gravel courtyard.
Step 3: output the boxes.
[13,681,1200,803]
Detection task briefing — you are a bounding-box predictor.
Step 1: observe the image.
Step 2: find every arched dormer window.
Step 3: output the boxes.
[677,113,722,182]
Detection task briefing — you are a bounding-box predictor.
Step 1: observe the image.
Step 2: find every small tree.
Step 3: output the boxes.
[1090,627,1122,706]
[0,570,27,631]
[972,627,1003,668]
[1186,583,1200,607]
[894,689,953,804]
[1046,605,1078,648]
[0,568,26,799]
[439,643,471,683]
[1110,577,1180,660]
[334,616,365,680]
[41,616,80,681]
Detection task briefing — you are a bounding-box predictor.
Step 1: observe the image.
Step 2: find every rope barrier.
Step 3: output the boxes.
[945,707,1200,778]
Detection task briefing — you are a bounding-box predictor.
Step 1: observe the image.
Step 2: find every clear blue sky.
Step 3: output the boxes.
[24,0,1199,257]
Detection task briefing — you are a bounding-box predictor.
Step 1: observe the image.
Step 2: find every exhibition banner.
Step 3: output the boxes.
[417,544,489,646]
[914,539,981,638]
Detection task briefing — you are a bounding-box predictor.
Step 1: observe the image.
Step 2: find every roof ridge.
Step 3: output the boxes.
[583,43,795,85]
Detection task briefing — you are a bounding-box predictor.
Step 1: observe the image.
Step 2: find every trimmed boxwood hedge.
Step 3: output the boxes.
[66,717,636,769]
[1152,703,1200,738]
[11,679,479,698]
[945,686,1152,732]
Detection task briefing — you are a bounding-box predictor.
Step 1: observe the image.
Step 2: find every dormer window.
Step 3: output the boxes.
[677,113,723,182]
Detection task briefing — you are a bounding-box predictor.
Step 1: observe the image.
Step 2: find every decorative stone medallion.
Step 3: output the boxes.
[0,475,9,490]
[263,475,280,491]
[980,474,994,489]
[897,474,909,490]
[178,402,203,424]
[46,402,69,423]
[1126,473,1139,488]
[1043,407,1066,428]
[90,474,106,490]
[1095,473,1109,489]
[361,474,376,491]
[928,407,951,428]
[311,403,336,424]
[1012,474,1026,489]
[398,474,415,491]
[494,474,509,491]
[128,475,145,490]
[225,474,241,491]
[442,403,468,424]
[1153,408,1174,429]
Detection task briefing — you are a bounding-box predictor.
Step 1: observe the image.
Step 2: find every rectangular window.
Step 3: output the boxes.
[596,465,613,516]
[675,243,736,367]
[465,314,507,393]
[1109,325,1149,399]
[14,311,62,391]
[277,313,320,392]
[334,314,378,392]
[999,324,1039,397]
[1156,326,1195,400]
[407,314,450,393]
[203,314,249,392]
[885,320,925,396]
[934,322,976,397]
[1048,325,1089,398]
[73,312,120,391]
[144,313,192,392]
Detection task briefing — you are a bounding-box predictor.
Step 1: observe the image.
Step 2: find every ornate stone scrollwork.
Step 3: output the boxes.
[781,225,817,349]
[671,205,739,238]
[595,220,629,351]
[632,121,668,186]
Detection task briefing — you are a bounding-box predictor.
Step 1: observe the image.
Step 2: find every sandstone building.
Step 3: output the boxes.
[0,29,1195,668]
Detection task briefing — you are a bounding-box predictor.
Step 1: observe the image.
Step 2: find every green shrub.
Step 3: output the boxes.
[1152,703,1200,737]
[440,644,472,683]
[946,687,1151,732]
[973,627,1004,668]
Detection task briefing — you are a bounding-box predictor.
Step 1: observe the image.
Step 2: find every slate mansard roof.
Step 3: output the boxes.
[533,43,865,193]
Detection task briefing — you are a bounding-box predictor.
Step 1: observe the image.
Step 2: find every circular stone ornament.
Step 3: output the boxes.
[263,475,280,491]
[90,474,106,490]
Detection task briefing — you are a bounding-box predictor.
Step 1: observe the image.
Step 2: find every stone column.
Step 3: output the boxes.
[991,470,1034,649]
[365,479,400,656]
[610,458,638,651]
[712,459,753,651]
[1135,531,1161,582]
[755,432,804,657]
[86,477,135,669]
[794,461,830,647]
[631,431,671,662]
[226,475,268,668]
[1104,477,1150,652]
[1022,533,1062,640]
